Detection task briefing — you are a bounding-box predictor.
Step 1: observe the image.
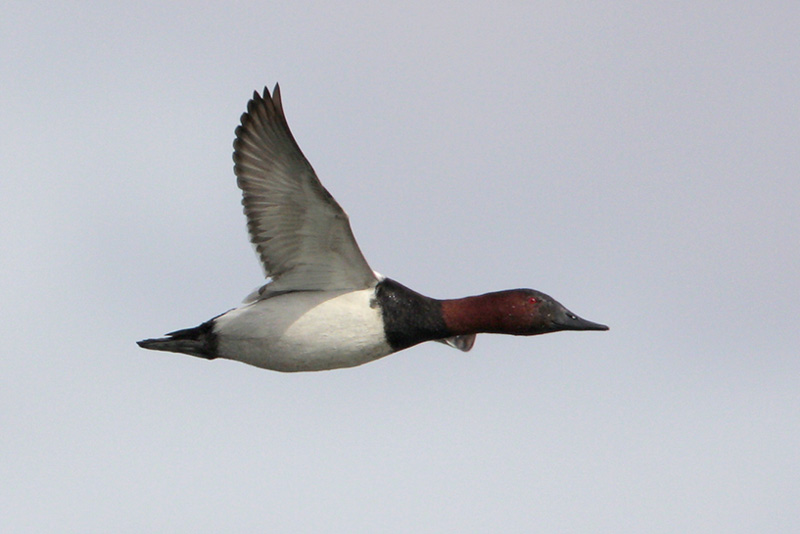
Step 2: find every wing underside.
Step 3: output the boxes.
[233,85,377,293]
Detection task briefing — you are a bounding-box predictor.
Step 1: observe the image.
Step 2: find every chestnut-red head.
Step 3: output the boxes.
[442,289,609,337]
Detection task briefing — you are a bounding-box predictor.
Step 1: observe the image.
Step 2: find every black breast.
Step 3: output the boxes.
[375,278,449,351]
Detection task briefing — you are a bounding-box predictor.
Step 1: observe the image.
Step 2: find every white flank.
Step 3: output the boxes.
[213,288,392,372]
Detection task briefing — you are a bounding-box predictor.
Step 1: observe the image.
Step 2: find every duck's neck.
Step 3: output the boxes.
[376,278,530,351]
[440,291,529,336]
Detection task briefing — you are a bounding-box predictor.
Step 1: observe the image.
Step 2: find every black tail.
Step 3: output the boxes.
[137,321,218,360]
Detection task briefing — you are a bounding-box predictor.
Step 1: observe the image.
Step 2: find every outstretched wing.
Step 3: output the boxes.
[233,84,377,292]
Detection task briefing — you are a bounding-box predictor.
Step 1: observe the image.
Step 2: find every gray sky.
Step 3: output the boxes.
[2,2,799,532]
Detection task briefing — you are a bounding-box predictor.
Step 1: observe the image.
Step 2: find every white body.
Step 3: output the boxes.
[213,288,393,372]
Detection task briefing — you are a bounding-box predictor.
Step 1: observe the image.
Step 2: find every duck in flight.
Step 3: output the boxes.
[138,85,608,372]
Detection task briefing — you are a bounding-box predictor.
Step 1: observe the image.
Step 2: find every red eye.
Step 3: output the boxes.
[528,297,537,304]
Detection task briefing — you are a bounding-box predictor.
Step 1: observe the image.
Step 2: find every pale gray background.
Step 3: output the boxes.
[2,2,798,532]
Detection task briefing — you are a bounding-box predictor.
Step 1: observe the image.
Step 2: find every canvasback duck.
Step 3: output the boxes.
[138,84,608,372]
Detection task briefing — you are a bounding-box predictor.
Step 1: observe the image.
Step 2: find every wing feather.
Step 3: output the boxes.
[233,85,376,292]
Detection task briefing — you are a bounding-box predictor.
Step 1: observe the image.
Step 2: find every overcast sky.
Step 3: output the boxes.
[2,2,799,532]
